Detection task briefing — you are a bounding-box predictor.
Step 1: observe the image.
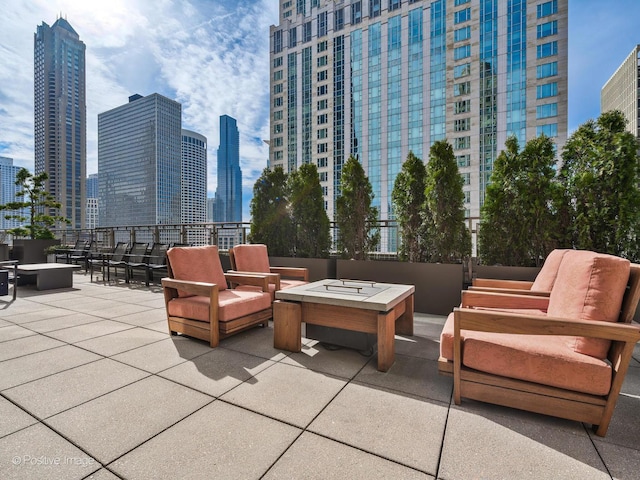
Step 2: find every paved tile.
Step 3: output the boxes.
[158,348,275,397]
[439,404,610,479]
[4,358,149,419]
[46,320,133,343]
[0,335,65,362]
[309,382,446,475]
[0,307,73,325]
[108,309,164,327]
[139,319,170,334]
[0,423,100,480]
[83,469,121,480]
[593,440,640,480]
[111,336,211,373]
[74,327,167,356]
[220,362,347,428]
[265,431,433,479]
[0,396,38,437]
[45,376,211,464]
[18,312,103,333]
[220,324,289,361]
[111,401,300,480]
[354,355,452,403]
[280,340,373,379]
[0,345,101,391]
[0,324,38,343]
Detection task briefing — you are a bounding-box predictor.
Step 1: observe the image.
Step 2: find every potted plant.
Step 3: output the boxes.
[0,168,69,264]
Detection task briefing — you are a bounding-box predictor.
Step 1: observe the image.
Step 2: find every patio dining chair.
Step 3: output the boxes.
[89,242,129,282]
[125,242,168,286]
[121,242,150,283]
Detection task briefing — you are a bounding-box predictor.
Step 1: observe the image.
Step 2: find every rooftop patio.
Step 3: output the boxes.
[0,272,639,479]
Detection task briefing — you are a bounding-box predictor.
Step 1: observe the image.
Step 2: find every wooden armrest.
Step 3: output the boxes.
[270,266,309,281]
[161,278,217,297]
[461,290,550,310]
[224,272,270,292]
[472,278,534,289]
[469,286,550,296]
[453,307,640,343]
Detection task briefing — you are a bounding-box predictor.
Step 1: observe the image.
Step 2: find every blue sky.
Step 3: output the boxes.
[0,0,638,220]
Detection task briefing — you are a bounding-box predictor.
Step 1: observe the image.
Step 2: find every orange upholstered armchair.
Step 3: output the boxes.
[470,248,571,296]
[162,245,272,347]
[439,250,640,436]
[229,244,309,298]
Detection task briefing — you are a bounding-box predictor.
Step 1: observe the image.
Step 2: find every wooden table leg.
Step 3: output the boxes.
[396,294,414,336]
[377,310,395,372]
[273,300,302,352]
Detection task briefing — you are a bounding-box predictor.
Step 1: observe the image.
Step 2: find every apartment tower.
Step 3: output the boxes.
[34,17,86,229]
[0,157,27,230]
[214,115,242,222]
[181,129,208,242]
[601,45,640,138]
[269,0,568,233]
[97,94,182,227]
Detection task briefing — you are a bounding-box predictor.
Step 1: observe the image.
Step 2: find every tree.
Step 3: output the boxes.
[559,110,640,260]
[335,155,379,259]
[249,166,294,257]
[391,151,427,262]
[0,168,69,239]
[289,163,331,258]
[423,140,471,263]
[478,135,562,266]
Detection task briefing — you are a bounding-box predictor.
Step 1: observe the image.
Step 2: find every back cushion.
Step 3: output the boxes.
[547,250,630,359]
[233,244,271,273]
[531,249,570,291]
[167,245,227,296]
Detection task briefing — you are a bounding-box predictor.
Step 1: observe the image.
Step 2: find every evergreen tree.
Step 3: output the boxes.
[335,155,379,259]
[391,151,427,262]
[248,166,293,257]
[289,163,331,258]
[423,140,471,263]
[478,135,562,266]
[559,110,640,260]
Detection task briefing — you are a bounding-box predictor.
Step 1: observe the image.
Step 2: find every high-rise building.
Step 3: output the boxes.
[181,130,207,224]
[34,17,86,229]
[86,173,98,230]
[97,94,182,227]
[601,45,640,138]
[206,197,216,222]
[0,157,27,231]
[269,0,568,226]
[214,115,242,222]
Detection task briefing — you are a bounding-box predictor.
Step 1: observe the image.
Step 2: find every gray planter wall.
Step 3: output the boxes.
[270,257,336,282]
[11,239,61,264]
[337,260,463,315]
[473,265,541,282]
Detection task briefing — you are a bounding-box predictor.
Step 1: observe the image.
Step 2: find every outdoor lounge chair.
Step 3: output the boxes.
[438,250,640,436]
[229,244,309,299]
[162,245,272,347]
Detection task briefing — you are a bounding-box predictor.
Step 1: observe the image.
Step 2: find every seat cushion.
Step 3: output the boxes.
[167,288,271,322]
[167,245,227,296]
[232,244,271,273]
[531,249,571,292]
[439,313,612,396]
[547,250,630,359]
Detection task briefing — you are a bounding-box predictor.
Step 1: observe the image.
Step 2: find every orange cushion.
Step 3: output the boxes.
[233,244,271,273]
[439,313,612,396]
[167,288,271,322]
[531,249,571,291]
[167,245,227,296]
[548,250,630,359]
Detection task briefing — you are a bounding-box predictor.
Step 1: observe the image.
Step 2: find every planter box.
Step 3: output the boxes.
[11,239,61,264]
[269,257,336,282]
[473,265,541,282]
[336,259,463,315]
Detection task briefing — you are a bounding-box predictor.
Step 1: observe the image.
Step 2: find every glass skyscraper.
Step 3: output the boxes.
[97,94,182,227]
[181,129,207,224]
[0,157,27,231]
[214,115,242,222]
[34,17,86,229]
[601,45,640,139]
[269,0,567,227]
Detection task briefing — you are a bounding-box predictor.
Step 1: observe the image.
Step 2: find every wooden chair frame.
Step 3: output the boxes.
[439,263,640,436]
[162,259,273,348]
[470,278,550,296]
[228,246,309,291]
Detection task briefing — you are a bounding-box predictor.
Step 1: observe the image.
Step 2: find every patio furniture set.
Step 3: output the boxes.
[160,244,640,437]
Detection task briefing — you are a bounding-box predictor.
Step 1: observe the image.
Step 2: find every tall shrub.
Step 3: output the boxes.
[289,163,331,258]
[559,110,640,260]
[249,166,293,256]
[423,140,471,263]
[391,151,427,262]
[335,155,379,259]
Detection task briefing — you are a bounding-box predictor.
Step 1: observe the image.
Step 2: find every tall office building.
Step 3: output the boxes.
[181,129,207,225]
[269,0,568,226]
[97,94,182,227]
[34,17,86,229]
[214,115,242,222]
[0,157,27,230]
[85,173,98,229]
[601,45,640,138]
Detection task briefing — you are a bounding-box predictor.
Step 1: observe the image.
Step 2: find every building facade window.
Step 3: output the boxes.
[351,1,362,24]
[370,0,381,17]
[536,61,557,78]
[274,30,283,53]
[455,99,471,114]
[454,81,471,96]
[335,8,344,31]
[454,26,471,42]
[454,136,470,150]
[454,7,471,24]
[536,103,558,119]
[317,40,328,53]
[318,12,327,37]
[273,83,283,94]
[454,118,470,131]
[289,27,297,47]
[273,57,282,68]
[537,20,558,38]
[454,44,471,60]
[317,55,328,67]
[537,41,558,58]
[456,154,471,167]
[455,0,470,5]
[273,70,283,81]
[317,70,327,81]
[303,21,312,43]
[389,0,401,12]
[461,172,471,185]
[317,85,328,96]
[536,123,558,137]
[318,113,328,124]
[536,82,558,99]
[537,0,558,18]
[454,63,471,78]
[318,99,328,110]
